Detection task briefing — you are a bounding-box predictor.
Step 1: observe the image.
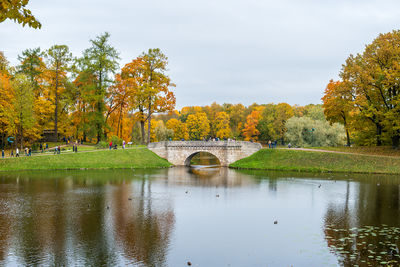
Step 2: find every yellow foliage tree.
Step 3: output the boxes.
[186,112,210,140]
[215,112,231,139]
[166,118,188,140]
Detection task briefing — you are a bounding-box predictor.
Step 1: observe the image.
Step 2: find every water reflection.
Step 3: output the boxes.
[0,169,400,266]
[0,170,175,266]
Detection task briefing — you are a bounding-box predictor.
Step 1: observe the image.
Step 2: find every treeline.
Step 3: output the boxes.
[322,30,400,148]
[148,102,345,147]
[0,32,175,149]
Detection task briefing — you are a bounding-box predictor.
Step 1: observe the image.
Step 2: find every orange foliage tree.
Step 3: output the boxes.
[242,110,260,141]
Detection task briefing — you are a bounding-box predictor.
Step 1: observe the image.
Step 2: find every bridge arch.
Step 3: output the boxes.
[148,141,262,167]
[183,151,221,166]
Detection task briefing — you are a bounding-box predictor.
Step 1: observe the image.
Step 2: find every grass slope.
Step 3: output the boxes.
[0,148,171,171]
[230,149,400,174]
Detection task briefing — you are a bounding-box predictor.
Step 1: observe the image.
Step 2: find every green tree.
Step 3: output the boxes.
[18,47,43,95]
[81,32,120,142]
[11,74,35,149]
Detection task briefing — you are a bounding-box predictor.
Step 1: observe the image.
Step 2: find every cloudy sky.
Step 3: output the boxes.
[1,0,400,108]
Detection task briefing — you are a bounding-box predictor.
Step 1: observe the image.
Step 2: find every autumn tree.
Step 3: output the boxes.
[242,110,260,141]
[203,102,223,136]
[166,118,188,140]
[81,32,120,142]
[186,112,210,140]
[0,72,13,148]
[214,111,231,139]
[45,45,72,140]
[0,0,41,28]
[120,58,148,143]
[340,30,400,147]
[322,80,353,146]
[141,48,176,144]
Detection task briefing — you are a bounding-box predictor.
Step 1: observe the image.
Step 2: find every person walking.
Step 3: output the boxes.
[10,150,14,157]
[16,148,19,157]
[268,140,272,148]
[1,149,4,158]
[109,141,112,150]
[123,140,126,149]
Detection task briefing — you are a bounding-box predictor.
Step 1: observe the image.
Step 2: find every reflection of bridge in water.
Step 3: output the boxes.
[148,141,262,166]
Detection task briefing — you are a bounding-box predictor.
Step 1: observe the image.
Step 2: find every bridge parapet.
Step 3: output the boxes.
[148,141,261,166]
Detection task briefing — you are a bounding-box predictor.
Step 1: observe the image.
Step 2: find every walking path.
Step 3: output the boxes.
[280,147,400,159]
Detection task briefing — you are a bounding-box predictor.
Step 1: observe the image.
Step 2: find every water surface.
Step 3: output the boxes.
[0,167,399,266]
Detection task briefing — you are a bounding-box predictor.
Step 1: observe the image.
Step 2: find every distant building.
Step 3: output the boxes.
[41,129,58,142]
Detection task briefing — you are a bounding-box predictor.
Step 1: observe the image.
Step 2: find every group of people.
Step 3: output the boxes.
[268,140,278,148]
[63,136,84,146]
[2,147,31,158]
[109,140,126,150]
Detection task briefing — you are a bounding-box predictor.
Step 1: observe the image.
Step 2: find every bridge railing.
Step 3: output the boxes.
[148,140,262,149]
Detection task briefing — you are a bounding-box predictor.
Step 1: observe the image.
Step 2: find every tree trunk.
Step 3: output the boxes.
[343,115,351,146]
[20,125,23,150]
[392,134,400,148]
[140,120,145,145]
[147,101,152,144]
[376,123,383,146]
[346,129,351,147]
[54,64,59,142]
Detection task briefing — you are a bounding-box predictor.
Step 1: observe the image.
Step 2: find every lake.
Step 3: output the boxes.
[0,165,399,266]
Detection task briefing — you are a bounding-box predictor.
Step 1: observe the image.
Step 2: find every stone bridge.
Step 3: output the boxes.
[147,141,262,166]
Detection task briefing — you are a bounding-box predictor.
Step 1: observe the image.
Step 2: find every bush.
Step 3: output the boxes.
[285,116,345,147]
[96,141,108,149]
[110,135,122,146]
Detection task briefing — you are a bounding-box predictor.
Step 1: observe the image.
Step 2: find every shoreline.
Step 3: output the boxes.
[229,149,400,175]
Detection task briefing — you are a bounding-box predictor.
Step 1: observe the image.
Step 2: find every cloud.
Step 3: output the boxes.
[1,0,400,108]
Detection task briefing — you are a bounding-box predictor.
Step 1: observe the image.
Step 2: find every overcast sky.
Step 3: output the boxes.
[1,0,400,108]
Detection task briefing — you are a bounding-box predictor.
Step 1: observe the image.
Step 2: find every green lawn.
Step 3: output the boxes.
[0,148,171,171]
[311,146,400,157]
[230,149,400,174]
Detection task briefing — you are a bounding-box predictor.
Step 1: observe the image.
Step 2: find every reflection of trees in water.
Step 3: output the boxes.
[0,170,175,266]
[113,178,174,267]
[323,178,400,266]
[165,167,257,188]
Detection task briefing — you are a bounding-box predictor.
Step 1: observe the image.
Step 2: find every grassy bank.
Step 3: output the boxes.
[230,149,400,174]
[0,148,171,171]
[310,146,400,157]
